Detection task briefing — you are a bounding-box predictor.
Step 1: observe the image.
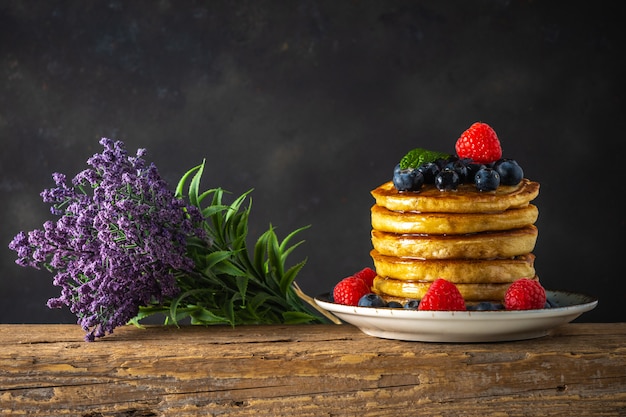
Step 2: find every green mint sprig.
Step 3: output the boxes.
[132,160,333,327]
[399,148,450,170]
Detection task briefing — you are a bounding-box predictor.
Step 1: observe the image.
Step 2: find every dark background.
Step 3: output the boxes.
[1,1,623,324]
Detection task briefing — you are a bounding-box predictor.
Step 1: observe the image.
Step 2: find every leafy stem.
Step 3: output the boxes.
[134,160,333,326]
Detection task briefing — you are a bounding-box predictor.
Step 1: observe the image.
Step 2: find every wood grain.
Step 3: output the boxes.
[1,323,625,416]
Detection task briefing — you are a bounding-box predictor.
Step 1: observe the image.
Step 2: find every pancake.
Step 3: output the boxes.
[371,204,538,235]
[371,225,538,259]
[371,250,535,283]
[371,179,540,213]
[372,275,540,302]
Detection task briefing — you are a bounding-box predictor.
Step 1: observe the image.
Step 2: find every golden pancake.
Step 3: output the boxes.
[372,275,540,302]
[371,204,538,235]
[371,250,535,283]
[371,179,539,213]
[371,225,538,259]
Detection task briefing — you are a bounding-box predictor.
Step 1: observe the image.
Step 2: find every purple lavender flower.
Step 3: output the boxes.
[9,138,206,341]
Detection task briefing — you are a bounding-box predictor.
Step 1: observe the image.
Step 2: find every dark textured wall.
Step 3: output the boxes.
[1,1,623,324]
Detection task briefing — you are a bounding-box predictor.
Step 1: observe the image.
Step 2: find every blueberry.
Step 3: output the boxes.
[444,159,470,183]
[434,157,450,169]
[412,170,425,189]
[358,293,387,308]
[417,162,440,183]
[404,299,420,310]
[466,162,486,181]
[435,168,459,191]
[494,159,524,186]
[386,301,403,309]
[392,165,425,191]
[474,167,501,191]
[467,301,504,311]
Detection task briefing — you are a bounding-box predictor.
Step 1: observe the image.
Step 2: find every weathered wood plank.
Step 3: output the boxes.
[1,323,625,416]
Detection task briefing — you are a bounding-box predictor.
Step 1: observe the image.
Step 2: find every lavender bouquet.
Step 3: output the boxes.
[9,138,328,341]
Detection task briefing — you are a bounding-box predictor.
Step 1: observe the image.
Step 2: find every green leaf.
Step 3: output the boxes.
[399,148,450,170]
[208,188,226,240]
[168,288,215,326]
[211,258,246,277]
[197,188,218,206]
[279,259,306,296]
[175,163,202,199]
[279,238,306,266]
[225,293,240,325]
[224,191,252,224]
[204,250,234,269]
[247,291,273,312]
[129,306,169,327]
[253,229,272,275]
[201,203,228,220]
[188,160,206,208]
[189,306,230,325]
[266,227,284,278]
[235,275,248,303]
[282,311,319,324]
[278,225,310,254]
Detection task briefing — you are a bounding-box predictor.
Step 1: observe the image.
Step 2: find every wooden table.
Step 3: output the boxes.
[1,323,625,416]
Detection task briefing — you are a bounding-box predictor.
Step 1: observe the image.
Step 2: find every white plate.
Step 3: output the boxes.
[314,290,598,343]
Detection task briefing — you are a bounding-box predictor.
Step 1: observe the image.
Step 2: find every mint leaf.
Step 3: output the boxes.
[399,148,450,169]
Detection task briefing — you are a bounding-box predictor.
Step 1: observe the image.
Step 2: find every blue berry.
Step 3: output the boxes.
[474,167,501,191]
[404,299,420,310]
[386,301,403,309]
[393,165,425,191]
[467,301,504,311]
[434,157,450,169]
[494,159,524,186]
[417,162,440,183]
[444,159,469,183]
[466,162,486,181]
[358,293,387,308]
[435,168,459,191]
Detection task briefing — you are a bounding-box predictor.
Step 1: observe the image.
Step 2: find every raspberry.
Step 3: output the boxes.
[418,278,466,311]
[455,122,502,164]
[504,278,547,310]
[352,267,377,288]
[333,276,371,306]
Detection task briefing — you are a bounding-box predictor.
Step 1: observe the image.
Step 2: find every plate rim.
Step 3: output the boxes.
[313,290,598,342]
[314,289,598,320]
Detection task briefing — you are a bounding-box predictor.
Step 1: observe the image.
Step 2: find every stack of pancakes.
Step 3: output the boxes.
[369,179,540,303]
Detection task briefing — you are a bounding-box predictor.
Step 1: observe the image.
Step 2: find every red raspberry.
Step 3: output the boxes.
[333,276,370,306]
[504,278,547,310]
[352,267,377,288]
[418,278,466,311]
[455,122,503,164]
